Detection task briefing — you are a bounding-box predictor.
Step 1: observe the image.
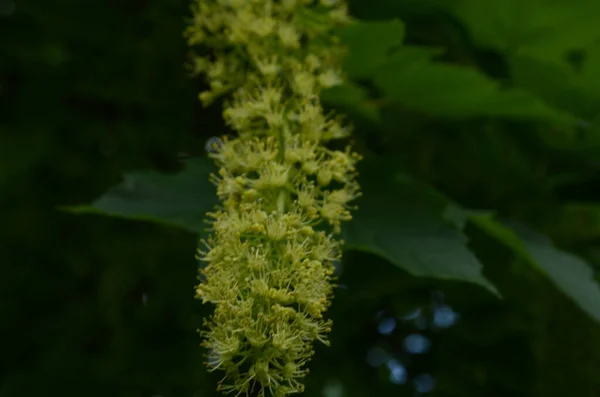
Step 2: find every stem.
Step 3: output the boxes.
[276,123,289,214]
[277,190,286,214]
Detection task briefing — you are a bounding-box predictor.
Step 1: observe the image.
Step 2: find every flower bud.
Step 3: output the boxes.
[302,160,319,175]
[317,168,332,186]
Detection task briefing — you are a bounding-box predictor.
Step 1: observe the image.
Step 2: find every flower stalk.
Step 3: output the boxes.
[186,0,361,395]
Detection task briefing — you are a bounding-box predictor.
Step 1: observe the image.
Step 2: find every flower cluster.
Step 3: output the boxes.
[186,0,361,395]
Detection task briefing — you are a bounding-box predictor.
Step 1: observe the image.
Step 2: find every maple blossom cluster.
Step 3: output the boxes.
[186,0,361,395]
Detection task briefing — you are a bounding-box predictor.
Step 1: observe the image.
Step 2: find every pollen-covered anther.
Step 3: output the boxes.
[251,17,276,37]
[251,360,274,385]
[271,304,298,321]
[318,68,343,88]
[250,278,270,296]
[254,54,282,76]
[271,326,300,351]
[298,225,314,237]
[284,151,302,164]
[214,335,241,356]
[278,22,301,48]
[255,163,290,189]
[246,249,269,272]
[293,71,316,97]
[266,217,289,241]
[327,188,356,206]
[242,188,259,202]
[247,222,267,235]
[324,119,352,140]
[245,328,269,348]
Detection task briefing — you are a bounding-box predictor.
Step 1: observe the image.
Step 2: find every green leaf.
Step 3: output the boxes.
[65,157,217,233]
[579,45,600,93]
[455,0,600,63]
[374,49,574,121]
[343,157,499,296]
[337,20,573,122]
[469,215,532,261]
[336,19,405,79]
[320,83,382,123]
[471,215,600,323]
[509,54,600,120]
[346,0,458,21]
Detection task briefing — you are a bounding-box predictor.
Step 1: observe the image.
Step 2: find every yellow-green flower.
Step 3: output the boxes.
[187,0,361,395]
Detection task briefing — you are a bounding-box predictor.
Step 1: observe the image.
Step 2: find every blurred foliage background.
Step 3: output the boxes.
[3,0,600,396]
